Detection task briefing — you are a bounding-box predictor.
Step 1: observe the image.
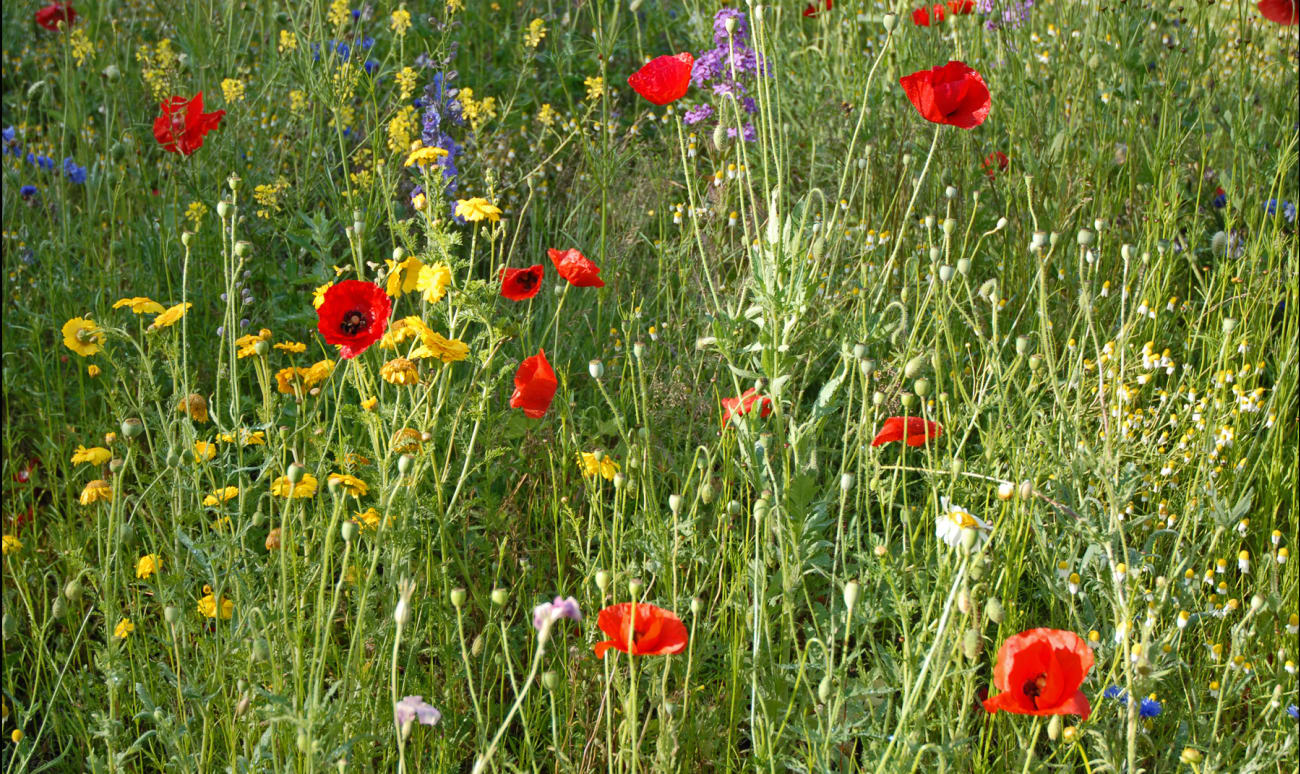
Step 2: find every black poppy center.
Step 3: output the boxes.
[517,272,538,290]
[1021,674,1046,709]
[340,310,369,335]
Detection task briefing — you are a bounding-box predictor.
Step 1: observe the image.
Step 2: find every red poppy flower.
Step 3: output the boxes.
[593,602,689,658]
[803,0,832,17]
[983,628,1094,720]
[628,53,694,106]
[721,388,772,424]
[510,348,558,418]
[547,248,605,288]
[870,416,943,447]
[899,61,991,130]
[500,264,545,301]
[316,280,392,359]
[912,5,944,25]
[982,150,1009,179]
[947,0,975,13]
[1258,0,1298,24]
[35,2,76,30]
[13,459,37,484]
[153,93,226,156]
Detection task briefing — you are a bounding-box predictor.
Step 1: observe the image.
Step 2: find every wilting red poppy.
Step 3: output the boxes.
[35,2,76,30]
[912,5,944,25]
[983,628,1094,720]
[153,93,226,156]
[721,388,772,424]
[628,53,694,106]
[803,0,832,17]
[899,61,991,130]
[871,416,943,447]
[1258,0,1298,24]
[982,151,1009,179]
[947,0,975,13]
[316,280,392,359]
[510,348,558,418]
[593,602,689,657]
[500,264,545,301]
[547,248,605,288]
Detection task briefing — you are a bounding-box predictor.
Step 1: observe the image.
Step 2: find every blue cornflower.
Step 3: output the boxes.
[362,36,375,49]
[1212,188,1226,208]
[19,184,37,199]
[1103,685,1126,701]
[1,126,18,155]
[311,42,322,62]
[364,59,378,75]
[34,154,55,171]
[1266,199,1296,223]
[1139,698,1162,718]
[350,8,360,21]
[335,41,351,59]
[1288,705,1298,720]
[62,158,86,184]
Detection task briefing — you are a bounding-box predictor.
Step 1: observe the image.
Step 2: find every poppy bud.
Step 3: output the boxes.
[164,605,181,625]
[265,528,282,551]
[956,257,971,275]
[938,265,954,282]
[997,481,1015,500]
[1015,336,1032,355]
[392,247,404,262]
[978,278,997,299]
[818,676,832,703]
[287,463,306,483]
[121,417,144,438]
[588,359,604,379]
[398,454,415,476]
[541,670,558,691]
[690,597,703,614]
[843,581,860,613]
[840,473,854,492]
[595,571,610,593]
[1047,715,1062,741]
[490,588,508,606]
[962,629,982,660]
[613,473,626,490]
[450,587,466,608]
[700,482,715,504]
[985,598,1004,623]
[51,596,66,620]
[958,590,972,614]
[165,450,180,468]
[871,391,885,407]
[1251,594,1265,612]
[883,12,898,30]
[728,500,742,516]
[914,378,930,397]
[1221,318,1237,334]
[1018,480,1033,500]
[1121,243,1135,261]
[64,579,83,603]
[252,637,270,661]
[253,339,270,356]
[753,499,769,523]
[904,354,927,379]
[633,341,645,359]
[217,200,232,218]
[960,527,979,552]
[942,218,956,236]
[341,521,357,543]
[902,153,912,166]
[712,123,728,152]
[628,578,643,597]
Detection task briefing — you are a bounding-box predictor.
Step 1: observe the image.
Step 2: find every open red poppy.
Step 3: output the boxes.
[547,248,604,288]
[947,0,975,13]
[1259,0,1298,24]
[500,264,545,301]
[628,53,694,106]
[803,0,832,17]
[510,348,558,418]
[316,280,392,359]
[593,602,689,658]
[899,61,990,130]
[721,388,772,425]
[912,5,944,25]
[153,93,226,156]
[35,2,76,30]
[871,416,942,447]
[983,628,1094,720]
[982,150,1009,179]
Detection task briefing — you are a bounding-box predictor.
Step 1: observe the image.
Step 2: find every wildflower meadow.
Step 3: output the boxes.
[3,0,1299,771]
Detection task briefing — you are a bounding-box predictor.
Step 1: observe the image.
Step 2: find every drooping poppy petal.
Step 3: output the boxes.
[870,416,943,447]
[899,61,991,130]
[983,628,1094,721]
[721,387,772,425]
[316,280,392,359]
[500,264,545,301]
[153,93,226,156]
[547,248,605,288]
[35,2,76,30]
[593,602,689,657]
[628,53,694,106]
[1258,0,1298,24]
[803,0,832,17]
[510,349,558,418]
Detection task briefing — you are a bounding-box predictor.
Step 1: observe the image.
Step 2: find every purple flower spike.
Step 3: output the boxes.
[532,596,582,633]
[394,696,442,727]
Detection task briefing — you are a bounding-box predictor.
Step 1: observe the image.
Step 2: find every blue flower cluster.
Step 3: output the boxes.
[412,71,465,221]
[682,8,766,142]
[3,126,87,191]
[1102,686,1161,719]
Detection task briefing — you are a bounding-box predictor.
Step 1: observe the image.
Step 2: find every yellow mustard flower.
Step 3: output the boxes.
[328,473,369,497]
[79,479,113,505]
[149,302,192,331]
[380,357,420,386]
[197,585,234,619]
[385,255,426,298]
[62,317,104,357]
[113,297,165,314]
[453,198,501,223]
[203,486,240,506]
[417,263,452,303]
[524,18,546,48]
[113,618,135,639]
[1,535,21,555]
[136,554,161,579]
[271,474,318,499]
[391,7,412,36]
[71,445,112,466]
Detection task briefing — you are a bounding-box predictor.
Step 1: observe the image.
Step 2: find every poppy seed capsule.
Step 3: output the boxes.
[938,265,954,282]
[287,463,306,484]
[628,578,643,596]
[900,393,918,410]
[914,378,930,397]
[872,391,886,407]
[595,572,610,593]
[924,215,935,229]
[588,359,604,379]
[840,473,854,492]
[234,240,251,257]
[943,218,956,236]
[450,588,466,608]
[929,246,941,262]
[995,217,1007,230]
[341,521,357,543]
[1018,480,1033,500]
[217,200,232,218]
[1016,336,1032,355]
[164,605,180,625]
[883,12,897,31]
[997,481,1015,500]
[1076,229,1094,247]
[121,418,144,438]
[490,588,508,606]
[253,339,270,356]
[398,454,415,476]
[843,581,860,613]
[668,494,682,515]
[853,343,867,360]
[1030,231,1048,250]
[690,597,703,614]
[956,257,971,275]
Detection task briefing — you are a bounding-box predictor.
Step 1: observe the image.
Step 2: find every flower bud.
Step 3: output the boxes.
[398,454,415,476]
[995,217,1008,231]
[164,605,181,625]
[180,230,193,247]
[985,598,1004,624]
[668,494,682,515]
[51,597,66,619]
[1018,480,1033,500]
[341,520,357,543]
[712,123,728,152]
[938,265,954,282]
[700,482,715,504]
[1047,715,1062,741]
[287,463,306,484]
[265,528,282,551]
[252,637,270,661]
[64,578,83,603]
[928,246,941,262]
[1121,243,1135,261]
[843,581,860,613]
[1179,749,1202,764]
[490,588,508,606]
[450,588,466,608]
[392,247,405,262]
[958,590,972,615]
[997,481,1015,500]
[165,450,180,468]
[962,629,982,660]
[753,498,770,523]
[818,676,832,703]
[541,670,558,691]
[900,393,918,410]
[690,597,703,614]
[1049,232,1060,247]
[840,473,854,493]
[595,571,610,593]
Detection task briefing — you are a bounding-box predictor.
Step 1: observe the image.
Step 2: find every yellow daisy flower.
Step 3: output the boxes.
[453,197,502,223]
[149,302,192,331]
[71,445,112,466]
[411,332,469,363]
[274,341,306,353]
[271,474,318,499]
[197,585,234,619]
[113,618,135,639]
[380,357,420,385]
[313,283,333,310]
[385,255,426,298]
[62,317,104,357]
[417,263,453,303]
[177,393,209,422]
[202,486,240,506]
[327,473,369,497]
[79,479,113,505]
[193,440,217,462]
[403,145,449,167]
[353,507,383,530]
[1,535,22,555]
[112,297,165,314]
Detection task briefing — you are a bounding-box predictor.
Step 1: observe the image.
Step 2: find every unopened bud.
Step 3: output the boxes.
[450,588,466,608]
[962,629,982,660]
[843,581,860,613]
[490,588,508,606]
[817,676,832,703]
[595,571,610,593]
[985,598,1004,624]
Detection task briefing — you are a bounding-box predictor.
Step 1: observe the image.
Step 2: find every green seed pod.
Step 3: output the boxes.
[121,418,145,438]
[962,629,982,660]
[956,257,971,275]
[450,588,466,608]
[541,670,558,691]
[253,340,270,356]
[164,605,181,625]
[900,393,918,410]
[286,463,306,484]
[490,588,508,606]
[471,634,484,657]
[818,676,832,703]
[913,378,930,397]
[341,521,357,543]
[712,123,728,152]
[985,598,1005,624]
[64,579,83,603]
[1016,336,1032,355]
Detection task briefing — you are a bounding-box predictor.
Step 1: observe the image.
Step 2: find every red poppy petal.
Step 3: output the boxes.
[1259,0,1299,24]
[628,53,694,105]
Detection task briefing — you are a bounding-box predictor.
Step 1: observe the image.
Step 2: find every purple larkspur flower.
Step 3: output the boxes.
[394,696,441,727]
[532,596,581,633]
[683,104,715,125]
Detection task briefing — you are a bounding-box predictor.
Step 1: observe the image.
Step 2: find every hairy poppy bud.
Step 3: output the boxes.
[252,637,270,661]
[1018,480,1033,500]
[843,581,860,613]
[690,597,703,614]
[818,676,832,703]
[712,123,728,152]
[962,629,982,660]
[840,473,854,493]
[668,494,682,515]
[700,482,715,504]
[341,521,357,543]
[1047,715,1062,741]
[541,670,558,691]
[398,454,415,476]
[164,605,181,625]
[985,598,1004,624]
